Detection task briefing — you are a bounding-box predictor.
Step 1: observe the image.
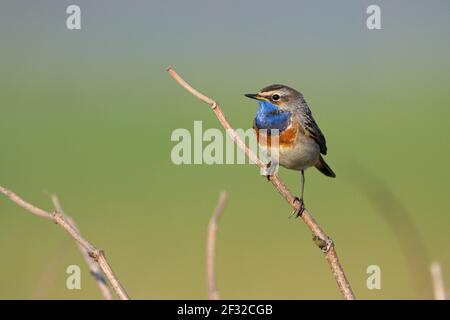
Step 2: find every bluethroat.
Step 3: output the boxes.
[245,84,336,217]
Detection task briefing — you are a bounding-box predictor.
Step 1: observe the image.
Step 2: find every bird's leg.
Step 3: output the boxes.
[290,170,306,218]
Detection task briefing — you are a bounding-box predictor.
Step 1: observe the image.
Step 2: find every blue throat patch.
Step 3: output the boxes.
[254,100,291,134]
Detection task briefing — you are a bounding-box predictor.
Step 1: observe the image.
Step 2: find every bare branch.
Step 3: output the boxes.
[167,66,355,300]
[0,185,129,300]
[51,195,113,300]
[207,191,228,300]
[431,262,447,300]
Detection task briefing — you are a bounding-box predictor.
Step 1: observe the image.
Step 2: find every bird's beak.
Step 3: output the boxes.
[245,93,261,100]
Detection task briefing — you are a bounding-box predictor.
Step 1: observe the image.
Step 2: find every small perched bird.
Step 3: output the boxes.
[245,84,335,216]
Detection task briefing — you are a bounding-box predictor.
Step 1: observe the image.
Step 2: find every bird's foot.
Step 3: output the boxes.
[289,197,305,218]
[261,161,276,181]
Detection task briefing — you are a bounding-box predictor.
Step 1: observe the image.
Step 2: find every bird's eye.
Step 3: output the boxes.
[272,94,280,101]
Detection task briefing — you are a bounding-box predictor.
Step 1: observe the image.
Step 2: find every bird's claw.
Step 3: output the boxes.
[289,197,305,218]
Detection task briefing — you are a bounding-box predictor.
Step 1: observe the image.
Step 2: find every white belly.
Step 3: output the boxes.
[261,136,320,171]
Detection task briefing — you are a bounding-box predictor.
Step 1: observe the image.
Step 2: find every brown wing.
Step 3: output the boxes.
[301,112,328,155]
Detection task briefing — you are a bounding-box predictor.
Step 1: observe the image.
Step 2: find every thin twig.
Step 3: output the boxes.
[207,191,228,300]
[431,262,447,300]
[0,185,129,300]
[51,195,113,300]
[167,66,355,300]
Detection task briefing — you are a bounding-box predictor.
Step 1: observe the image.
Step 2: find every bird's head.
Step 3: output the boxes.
[245,84,302,112]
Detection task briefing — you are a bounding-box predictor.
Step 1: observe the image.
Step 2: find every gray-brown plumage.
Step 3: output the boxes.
[246,84,335,215]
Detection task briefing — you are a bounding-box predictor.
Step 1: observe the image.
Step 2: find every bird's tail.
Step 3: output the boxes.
[315,155,336,178]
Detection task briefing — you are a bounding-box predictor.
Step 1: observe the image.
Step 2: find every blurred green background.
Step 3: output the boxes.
[0,0,449,299]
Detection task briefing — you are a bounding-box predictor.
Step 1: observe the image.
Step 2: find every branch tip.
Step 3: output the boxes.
[207,191,229,300]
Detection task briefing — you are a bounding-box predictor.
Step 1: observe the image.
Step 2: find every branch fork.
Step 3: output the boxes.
[0,186,129,300]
